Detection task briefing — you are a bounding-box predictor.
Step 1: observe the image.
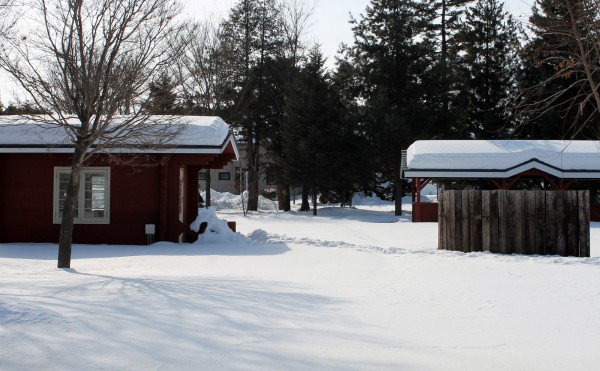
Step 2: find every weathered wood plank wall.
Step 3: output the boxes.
[438,190,590,257]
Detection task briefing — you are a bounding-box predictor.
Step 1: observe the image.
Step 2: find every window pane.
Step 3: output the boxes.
[84,172,105,218]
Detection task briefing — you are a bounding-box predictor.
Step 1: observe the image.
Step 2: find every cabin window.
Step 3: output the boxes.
[218,172,231,181]
[53,167,110,224]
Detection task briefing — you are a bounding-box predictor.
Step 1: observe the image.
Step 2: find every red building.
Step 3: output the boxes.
[0,116,238,245]
[403,140,600,222]
[405,140,600,222]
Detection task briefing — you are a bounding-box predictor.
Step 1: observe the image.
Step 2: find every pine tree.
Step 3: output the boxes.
[282,47,340,215]
[456,0,521,138]
[143,73,180,114]
[219,0,285,211]
[433,0,473,126]
[348,0,438,215]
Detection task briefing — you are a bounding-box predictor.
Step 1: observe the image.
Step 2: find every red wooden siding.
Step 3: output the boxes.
[0,151,236,245]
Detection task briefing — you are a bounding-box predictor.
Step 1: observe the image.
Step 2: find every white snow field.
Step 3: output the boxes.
[2,192,600,371]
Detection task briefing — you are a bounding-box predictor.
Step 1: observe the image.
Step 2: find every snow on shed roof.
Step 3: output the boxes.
[0,115,237,156]
[405,140,600,179]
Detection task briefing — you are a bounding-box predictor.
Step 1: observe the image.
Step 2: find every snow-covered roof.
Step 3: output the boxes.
[0,115,238,157]
[405,140,600,179]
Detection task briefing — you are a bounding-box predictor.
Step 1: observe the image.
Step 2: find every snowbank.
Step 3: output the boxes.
[189,207,247,244]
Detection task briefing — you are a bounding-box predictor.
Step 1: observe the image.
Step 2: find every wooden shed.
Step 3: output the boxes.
[404,140,600,222]
[0,115,238,245]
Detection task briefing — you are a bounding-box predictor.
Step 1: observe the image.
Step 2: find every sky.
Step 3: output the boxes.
[185,0,535,67]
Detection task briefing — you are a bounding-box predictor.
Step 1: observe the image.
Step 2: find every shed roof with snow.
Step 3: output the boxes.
[0,115,238,157]
[405,140,600,179]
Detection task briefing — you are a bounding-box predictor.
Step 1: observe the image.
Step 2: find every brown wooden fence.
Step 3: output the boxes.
[438,190,590,257]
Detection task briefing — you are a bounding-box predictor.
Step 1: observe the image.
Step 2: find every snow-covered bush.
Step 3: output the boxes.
[189,207,246,244]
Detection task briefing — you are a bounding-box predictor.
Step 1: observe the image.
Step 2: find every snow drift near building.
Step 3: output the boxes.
[189,207,247,244]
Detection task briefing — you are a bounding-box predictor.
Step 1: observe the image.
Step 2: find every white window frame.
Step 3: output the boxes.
[53,167,111,224]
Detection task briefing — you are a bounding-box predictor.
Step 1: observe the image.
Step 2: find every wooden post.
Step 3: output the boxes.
[534,191,546,255]
[556,191,567,256]
[489,190,499,253]
[159,155,169,242]
[513,191,526,254]
[481,191,491,252]
[447,191,456,251]
[545,191,557,255]
[566,191,578,256]
[438,191,445,250]
[461,190,470,251]
[578,190,590,257]
[469,190,482,252]
[524,191,537,255]
[498,190,508,254]
[454,191,463,251]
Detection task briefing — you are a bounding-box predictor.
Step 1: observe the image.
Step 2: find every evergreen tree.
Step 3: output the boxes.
[282,47,340,215]
[433,0,472,128]
[220,0,285,211]
[269,0,315,212]
[143,73,180,114]
[456,0,521,138]
[348,0,438,215]
[331,53,376,204]
[0,101,47,115]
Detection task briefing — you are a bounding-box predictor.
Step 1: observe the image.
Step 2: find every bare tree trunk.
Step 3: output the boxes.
[277,181,291,211]
[247,166,259,210]
[312,184,317,216]
[246,138,260,211]
[57,147,85,268]
[283,184,290,211]
[277,181,285,210]
[394,166,403,216]
[300,185,310,211]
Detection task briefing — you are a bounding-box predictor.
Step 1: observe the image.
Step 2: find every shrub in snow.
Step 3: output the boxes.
[189,207,246,244]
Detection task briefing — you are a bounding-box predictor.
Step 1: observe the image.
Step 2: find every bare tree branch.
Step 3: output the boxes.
[0,0,189,268]
[513,0,600,138]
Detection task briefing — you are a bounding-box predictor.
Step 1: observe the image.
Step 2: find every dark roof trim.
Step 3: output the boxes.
[405,158,600,178]
[0,132,234,151]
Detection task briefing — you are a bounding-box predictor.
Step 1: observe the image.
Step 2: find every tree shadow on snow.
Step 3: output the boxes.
[0,272,406,370]
[0,242,291,260]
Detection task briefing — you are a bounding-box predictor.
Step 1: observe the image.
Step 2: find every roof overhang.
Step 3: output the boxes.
[0,115,239,160]
[405,140,600,180]
[405,158,600,179]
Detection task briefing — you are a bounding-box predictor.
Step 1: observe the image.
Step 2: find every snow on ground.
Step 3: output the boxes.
[2,193,600,370]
